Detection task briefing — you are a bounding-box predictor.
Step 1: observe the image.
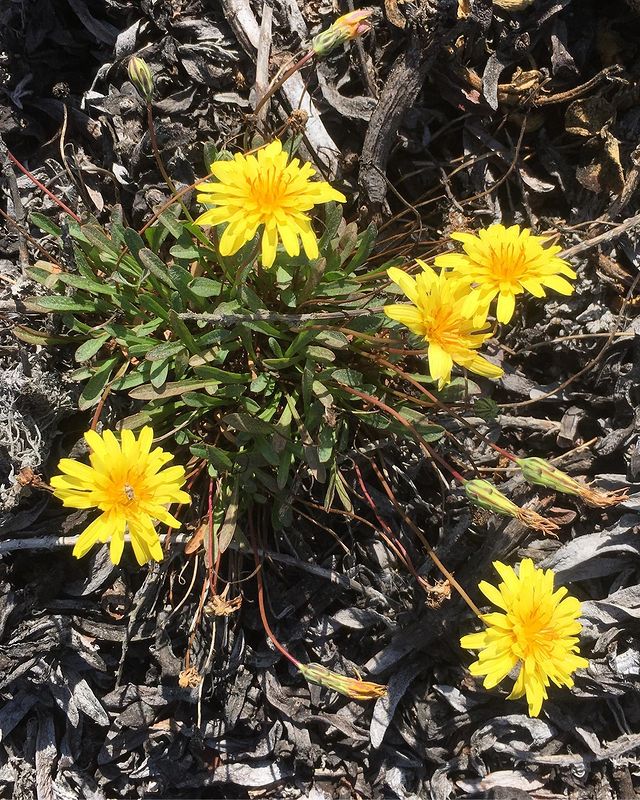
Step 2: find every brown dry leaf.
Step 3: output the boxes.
[565,96,615,137]
[385,0,406,28]
[576,130,624,194]
[178,666,203,688]
[457,0,471,17]
[493,0,535,9]
[184,521,206,555]
[205,593,243,617]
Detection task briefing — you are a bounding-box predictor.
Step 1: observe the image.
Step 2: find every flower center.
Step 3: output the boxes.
[489,242,527,282]
[248,165,291,212]
[511,606,555,659]
[115,480,141,509]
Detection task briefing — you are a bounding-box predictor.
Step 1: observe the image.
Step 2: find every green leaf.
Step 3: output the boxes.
[202,140,219,170]
[315,330,349,349]
[333,467,353,512]
[319,202,343,249]
[138,294,170,322]
[332,368,363,386]
[123,227,147,260]
[13,326,76,346]
[57,273,117,296]
[192,365,251,383]
[144,223,170,252]
[27,295,100,313]
[145,341,187,361]
[277,448,293,490]
[110,205,126,247]
[336,222,359,265]
[158,210,184,238]
[307,345,335,363]
[345,223,377,272]
[262,356,302,370]
[474,397,499,421]
[72,243,98,281]
[138,248,175,288]
[109,372,146,391]
[82,224,119,254]
[170,243,200,260]
[78,356,120,410]
[355,407,444,441]
[217,479,240,555]
[222,413,279,437]
[74,334,109,362]
[190,444,234,472]
[188,277,222,297]
[150,358,170,388]
[30,212,62,237]
[168,309,199,354]
[129,379,220,400]
[284,328,317,358]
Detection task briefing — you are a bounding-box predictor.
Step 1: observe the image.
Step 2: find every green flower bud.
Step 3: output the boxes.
[297,662,386,700]
[464,479,520,516]
[516,457,628,508]
[311,9,373,57]
[516,457,582,495]
[464,478,560,536]
[128,56,154,102]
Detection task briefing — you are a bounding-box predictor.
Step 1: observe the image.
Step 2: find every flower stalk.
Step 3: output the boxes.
[253,10,373,118]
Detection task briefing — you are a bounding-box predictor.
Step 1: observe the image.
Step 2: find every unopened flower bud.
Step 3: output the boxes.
[464,478,559,536]
[128,56,154,102]
[312,9,373,56]
[517,457,582,494]
[297,662,386,701]
[516,457,628,508]
[465,479,519,516]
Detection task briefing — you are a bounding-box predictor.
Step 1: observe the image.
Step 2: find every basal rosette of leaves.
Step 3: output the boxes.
[20,143,451,533]
[19,135,629,715]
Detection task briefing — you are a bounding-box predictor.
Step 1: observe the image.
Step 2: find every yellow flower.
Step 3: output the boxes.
[384,262,503,389]
[460,559,588,717]
[51,427,190,565]
[434,224,576,324]
[194,140,346,268]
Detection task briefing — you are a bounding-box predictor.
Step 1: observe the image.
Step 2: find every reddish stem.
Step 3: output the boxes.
[338,383,465,483]
[6,149,81,223]
[248,515,300,667]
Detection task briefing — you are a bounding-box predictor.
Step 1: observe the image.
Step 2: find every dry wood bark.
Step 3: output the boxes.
[359,0,456,216]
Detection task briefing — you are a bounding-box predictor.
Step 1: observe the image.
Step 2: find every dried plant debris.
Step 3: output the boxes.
[2,0,640,798]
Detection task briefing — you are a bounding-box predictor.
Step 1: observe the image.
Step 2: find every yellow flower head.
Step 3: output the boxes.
[194,140,346,268]
[460,559,588,717]
[51,427,190,566]
[434,224,576,324]
[384,262,503,389]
